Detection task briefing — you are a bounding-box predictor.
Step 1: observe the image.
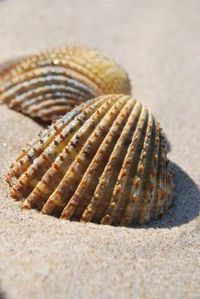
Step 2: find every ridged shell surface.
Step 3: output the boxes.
[0,47,131,121]
[7,94,174,225]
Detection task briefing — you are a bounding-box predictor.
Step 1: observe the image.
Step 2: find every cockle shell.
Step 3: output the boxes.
[0,47,131,121]
[7,94,174,225]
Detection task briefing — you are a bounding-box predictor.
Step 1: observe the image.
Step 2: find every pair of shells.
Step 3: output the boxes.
[1,46,174,225]
[7,94,174,225]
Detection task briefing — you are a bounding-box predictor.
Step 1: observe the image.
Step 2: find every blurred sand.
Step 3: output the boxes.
[0,0,200,298]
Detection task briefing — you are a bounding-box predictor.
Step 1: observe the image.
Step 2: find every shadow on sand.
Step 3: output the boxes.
[1,59,199,229]
[0,290,7,299]
[134,161,200,229]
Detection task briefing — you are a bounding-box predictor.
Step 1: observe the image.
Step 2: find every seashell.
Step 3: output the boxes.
[7,94,175,226]
[0,47,131,121]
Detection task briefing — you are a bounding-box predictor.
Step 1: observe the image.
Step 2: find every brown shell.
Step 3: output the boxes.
[0,47,131,121]
[7,94,175,226]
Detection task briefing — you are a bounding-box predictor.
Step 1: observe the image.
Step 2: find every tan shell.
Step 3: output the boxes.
[0,47,131,121]
[7,94,174,225]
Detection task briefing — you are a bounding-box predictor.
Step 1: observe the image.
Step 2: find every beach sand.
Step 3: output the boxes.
[0,0,199,298]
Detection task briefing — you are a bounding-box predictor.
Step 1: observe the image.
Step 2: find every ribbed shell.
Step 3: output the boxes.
[0,47,131,121]
[7,94,174,225]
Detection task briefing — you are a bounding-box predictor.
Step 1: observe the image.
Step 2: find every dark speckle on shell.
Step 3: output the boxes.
[7,95,175,226]
[0,47,131,121]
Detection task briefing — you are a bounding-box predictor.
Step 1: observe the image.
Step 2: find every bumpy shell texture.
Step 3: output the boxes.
[7,94,174,226]
[0,47,131,121]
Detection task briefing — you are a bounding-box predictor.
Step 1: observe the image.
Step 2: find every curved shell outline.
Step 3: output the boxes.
[7,94,174,226]
[0,46,131,121]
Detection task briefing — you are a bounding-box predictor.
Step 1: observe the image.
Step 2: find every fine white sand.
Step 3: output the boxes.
[0,1,200,298]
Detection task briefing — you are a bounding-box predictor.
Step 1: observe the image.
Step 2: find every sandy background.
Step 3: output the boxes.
[0,0,200,298]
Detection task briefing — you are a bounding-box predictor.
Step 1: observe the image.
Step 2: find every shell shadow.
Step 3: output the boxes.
[135,161,200,229]
[165,134,171,152]
[0,290,7,299]
[1,59,198,229]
